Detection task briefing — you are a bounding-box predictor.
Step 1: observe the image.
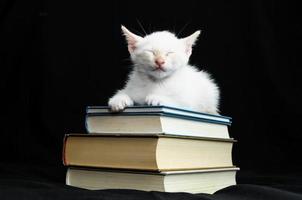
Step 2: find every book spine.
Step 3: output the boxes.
[62,135,69,166]
[85,112,90,133]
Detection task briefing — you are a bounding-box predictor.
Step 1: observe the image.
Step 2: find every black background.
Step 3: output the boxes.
[1,0,302,194]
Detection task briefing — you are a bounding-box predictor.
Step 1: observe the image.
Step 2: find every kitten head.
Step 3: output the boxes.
[121,25,200,80]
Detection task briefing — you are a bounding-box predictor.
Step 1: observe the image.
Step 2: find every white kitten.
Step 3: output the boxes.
[108,25,220,114]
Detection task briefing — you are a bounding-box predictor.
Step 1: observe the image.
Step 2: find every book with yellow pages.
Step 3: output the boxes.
[63,134,236,171]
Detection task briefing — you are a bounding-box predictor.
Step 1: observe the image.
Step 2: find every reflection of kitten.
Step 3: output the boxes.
[108,25,220,114]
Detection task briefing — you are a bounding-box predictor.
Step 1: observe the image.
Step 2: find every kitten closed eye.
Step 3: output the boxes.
[145,50,155,55]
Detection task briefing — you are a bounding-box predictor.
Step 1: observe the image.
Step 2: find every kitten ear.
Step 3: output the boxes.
[181,30,201,56]
[121,25,143,53]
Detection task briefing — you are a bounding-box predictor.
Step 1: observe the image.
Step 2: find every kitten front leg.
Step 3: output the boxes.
[108,91,134,112]
[145,94,174,106]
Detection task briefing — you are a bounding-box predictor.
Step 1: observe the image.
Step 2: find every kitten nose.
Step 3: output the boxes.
[155,58,165,67]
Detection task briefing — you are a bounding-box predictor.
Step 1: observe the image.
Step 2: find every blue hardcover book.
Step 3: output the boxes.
[85,105,232,139]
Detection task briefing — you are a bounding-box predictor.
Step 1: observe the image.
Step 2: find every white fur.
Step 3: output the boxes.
[108,26,220,114]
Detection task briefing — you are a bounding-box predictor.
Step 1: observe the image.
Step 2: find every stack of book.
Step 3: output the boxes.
[63,106,239,194]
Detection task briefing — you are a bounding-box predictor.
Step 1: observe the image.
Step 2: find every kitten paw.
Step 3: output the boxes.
[145,95,165,106]
[108,94,134,112]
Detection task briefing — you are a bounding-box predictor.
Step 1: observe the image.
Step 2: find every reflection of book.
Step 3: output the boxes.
[66,167,239,194]
[63,134,235,171]
[86,106,232,139]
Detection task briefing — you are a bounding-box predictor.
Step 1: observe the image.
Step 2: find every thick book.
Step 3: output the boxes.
[63,134,235,171]
[66,167,239,194]
[86,106,232,139]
